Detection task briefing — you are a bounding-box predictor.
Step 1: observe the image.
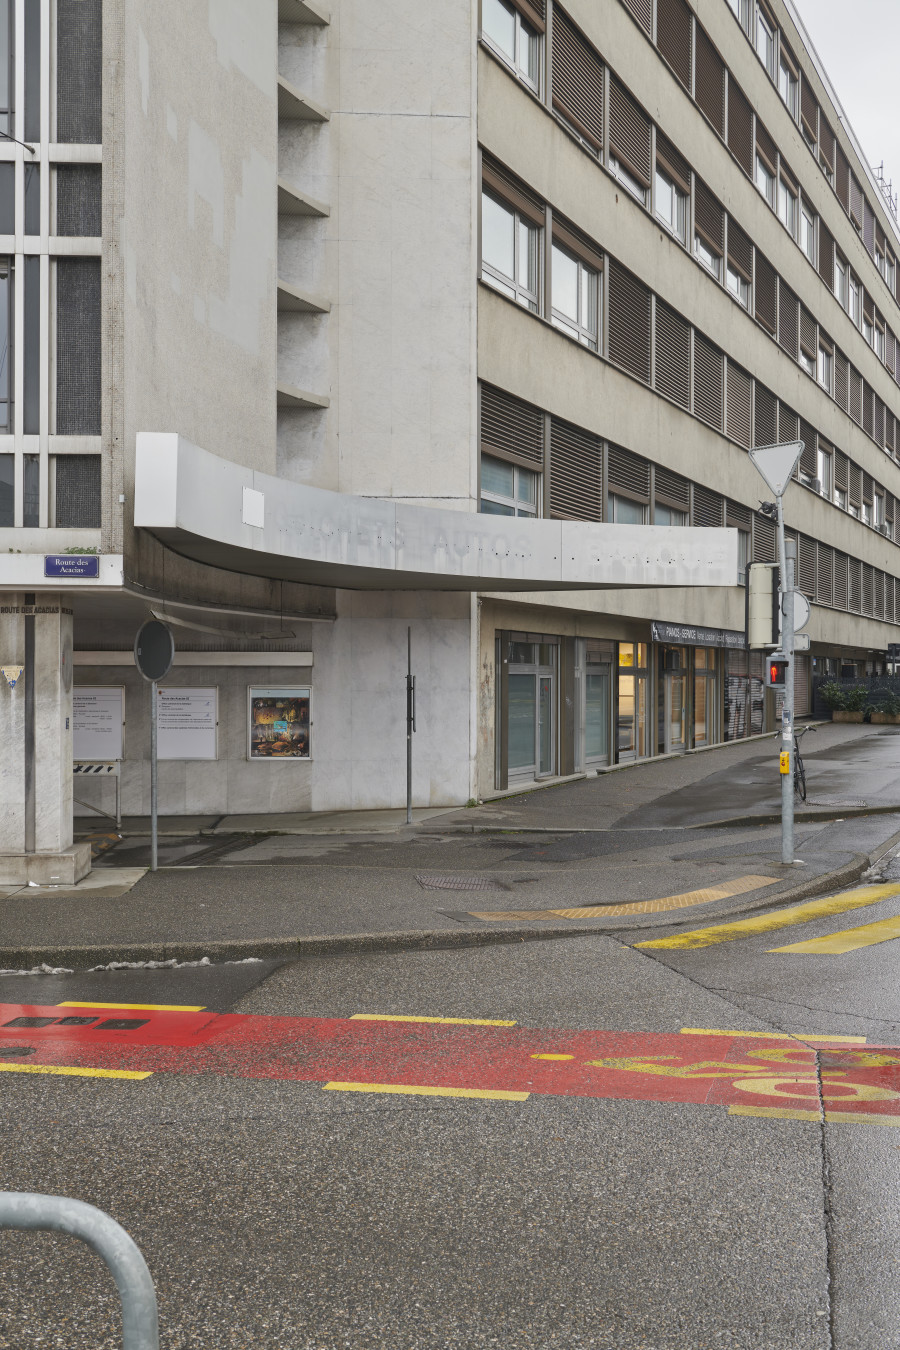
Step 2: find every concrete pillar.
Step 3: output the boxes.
[0,592,90,885]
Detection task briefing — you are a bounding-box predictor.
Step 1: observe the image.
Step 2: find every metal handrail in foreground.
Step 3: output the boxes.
[0,1192,159,1350]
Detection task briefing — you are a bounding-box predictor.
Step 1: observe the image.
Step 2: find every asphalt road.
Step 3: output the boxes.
[2,868,900,1349]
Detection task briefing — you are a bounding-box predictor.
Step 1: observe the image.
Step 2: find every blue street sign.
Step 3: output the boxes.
[44,554,100,578]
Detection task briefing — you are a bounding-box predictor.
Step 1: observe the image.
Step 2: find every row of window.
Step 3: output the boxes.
[479,157,900,547]
[0,0,102,144]
[0,453,100,528]
[480,381,900,624]
[0,255,102,436]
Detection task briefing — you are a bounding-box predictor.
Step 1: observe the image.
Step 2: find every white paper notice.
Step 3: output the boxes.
[157,687,218,760]
[73,687,124,761]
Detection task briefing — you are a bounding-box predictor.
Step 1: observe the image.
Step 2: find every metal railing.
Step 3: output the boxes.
[0,1192,158,1350]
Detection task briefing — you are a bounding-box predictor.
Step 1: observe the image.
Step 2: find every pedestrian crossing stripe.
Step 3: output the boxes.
[769,913,900,954]
[634,881,900,951]
[469,874,779,922]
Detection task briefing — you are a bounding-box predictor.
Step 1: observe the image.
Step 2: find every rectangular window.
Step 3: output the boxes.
[876,245,886,278]
[779,57,798,118]
[480,453,538,517]
[876,325,885,360]
[864,314,874,347]
[862,502,872,526]
[849,275,861,326]
[694,234,721,280]
[778,179,797,237]
[655,504,687,527]
[756,7,776,77]
[799,348,815,377]
[610,155,647,206]
[800,206,815,263]
[608,493,646,524]
[818,346,833,393]
[481,0,541,90]
[818,449,832,498]
[726,264,750,309]
[875,493,885,527]
[886,254,896,291]
[23,255,40,434]
[756,155,776,209]
[23,453,39,527]
[481,190,541,313]
[728,0,751,32]
[834,255,847,307]
[0,257,10,432]
[0,453,12,525]
[23,163,40,235]
[24,0,40,141]
[0,0,11,136]
[551,243,599,349]
[655,168,687,243]
[834,486,847,510]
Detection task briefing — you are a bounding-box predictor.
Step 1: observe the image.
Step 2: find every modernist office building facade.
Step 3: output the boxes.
[0,0,898,874]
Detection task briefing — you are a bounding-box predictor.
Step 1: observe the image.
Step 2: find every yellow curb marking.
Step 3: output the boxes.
[531,1053,574,1061]
[729,1105,900,1126]
[349,1014,517,1026]
[769,913,900,954]
[635,882,900,950]
[57,1002,207,1012]
[680,1027,867,1044]
[322,1081,529,1101]
[0,1062,152,1080]
[470,874,779,922]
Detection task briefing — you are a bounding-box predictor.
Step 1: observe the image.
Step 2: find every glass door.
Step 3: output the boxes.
[506,640,558,781]
[665,672,687,753]
[508,673,537,777]
[538,675,553,776]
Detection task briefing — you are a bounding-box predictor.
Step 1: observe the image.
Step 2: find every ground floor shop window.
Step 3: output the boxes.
[507,640,557,779]
[693,648,717,747]
[617,643,649,760]
[577,639,613,769]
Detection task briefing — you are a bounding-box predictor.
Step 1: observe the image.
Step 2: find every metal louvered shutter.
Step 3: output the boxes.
[726,500,751,531]
[779,407,799,445]
[874,570,885,621]
[609,76,651,186]
[819,118,836,172]
[756,122,777,171]
[799,419,816,476]
[694,179,724,254]
[835,351,849,409]
[863,384,874,438]
[656,0,692,91]
[755,253,777,334]
[56,257,101,434]
[728,80,753,177]
[798,535,816,596]
[607,261,651,384]
[480,384,544,466]
[794,655,810,717]
[874,397,885,447]
[863,200,876,255]
[551,7,604,152]
[754,384,777,446]
[694,26,725,136]
[799,307,817,358]
[849,367,862,424]
[836,146,850,211]
[727,219,752,281]
[654,301,690,408]
[482,155,545,225]
[818,222,834,286]
[56,0,102,143]
[800,76,818,143]
[692,485,723,528]
[753,512,776,562]
[693,334,723,430]
[778,282,799,359]
[726,363,752,447]
[862,564,874,616]
[622,0,652,35]
[817,544,834,606]
[607,444,649,502]
[850,174,863,226]
[656,466,690,510]
[549,418,602,520]
[53,455,100,527]
[656,132,691,195]
[834,450,848,493]
[848,460,862,507]
[833,553,849,609]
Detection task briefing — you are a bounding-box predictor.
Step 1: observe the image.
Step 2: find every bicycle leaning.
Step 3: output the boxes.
[791,724,817,801]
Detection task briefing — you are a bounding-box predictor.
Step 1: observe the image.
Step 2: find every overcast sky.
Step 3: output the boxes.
[795,0,900,204]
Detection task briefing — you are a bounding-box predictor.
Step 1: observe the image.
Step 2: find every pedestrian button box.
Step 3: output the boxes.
[779,751,790,774]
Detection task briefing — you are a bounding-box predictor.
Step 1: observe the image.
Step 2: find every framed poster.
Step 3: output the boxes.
[157,687,218,760]
[248,687,310,760]
[73,687,125,761]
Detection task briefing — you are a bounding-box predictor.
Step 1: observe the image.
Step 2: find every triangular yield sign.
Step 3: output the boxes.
[749,441,804,497]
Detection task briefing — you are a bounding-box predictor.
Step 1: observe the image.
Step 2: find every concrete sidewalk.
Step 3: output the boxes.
[2,721,897,970]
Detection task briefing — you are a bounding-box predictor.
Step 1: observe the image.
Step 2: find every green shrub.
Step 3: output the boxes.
[843,686,869,712]
[818,681,847,711]
[872,689,900,717]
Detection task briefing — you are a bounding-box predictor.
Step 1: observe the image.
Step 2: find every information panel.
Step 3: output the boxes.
[73,687,124,761]
[157,687,218,761]
[248,687,310,760]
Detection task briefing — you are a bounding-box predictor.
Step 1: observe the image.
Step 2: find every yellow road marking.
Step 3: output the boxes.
[471,874,779,922]
[57,1002,207,1012]
[0,1062,152,1080]
[769,914,900,954]
[322,1081,529,1101]
[349,1014,516,1026]
[531,1053,574,1061]
[729,1105,900,1127]
[680,1027,867,1044]
[635,882,900,951]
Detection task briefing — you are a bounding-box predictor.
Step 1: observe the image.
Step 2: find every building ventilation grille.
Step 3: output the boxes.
[55,455,100,528]
[56,258,101,435]
[56,164,102,237]
[56,0,101,143]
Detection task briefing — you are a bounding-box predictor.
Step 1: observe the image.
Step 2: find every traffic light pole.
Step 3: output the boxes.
[777,494,796,866]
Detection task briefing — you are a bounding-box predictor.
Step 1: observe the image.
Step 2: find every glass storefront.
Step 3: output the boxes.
[618,642,650,760]
[507,639,557,780]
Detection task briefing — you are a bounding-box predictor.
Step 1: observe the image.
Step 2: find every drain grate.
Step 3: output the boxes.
[804,798,869,809]
[416,874,508,892]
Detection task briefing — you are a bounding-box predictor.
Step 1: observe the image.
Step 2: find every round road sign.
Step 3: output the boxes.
[134,619,175,682]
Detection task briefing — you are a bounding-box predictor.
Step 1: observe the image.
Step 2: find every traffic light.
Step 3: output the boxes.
[766,653,788,689]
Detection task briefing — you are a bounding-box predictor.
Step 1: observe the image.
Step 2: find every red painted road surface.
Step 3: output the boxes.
[2,1005,900,1117]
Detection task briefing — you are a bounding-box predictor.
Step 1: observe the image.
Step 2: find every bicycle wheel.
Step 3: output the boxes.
[794,753,807,802]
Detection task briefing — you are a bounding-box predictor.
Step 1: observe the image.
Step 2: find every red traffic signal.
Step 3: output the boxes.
[766,654,788,689]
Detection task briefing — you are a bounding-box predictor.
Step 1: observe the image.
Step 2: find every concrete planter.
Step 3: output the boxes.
[870,712,900,725]
[832,710,865,723]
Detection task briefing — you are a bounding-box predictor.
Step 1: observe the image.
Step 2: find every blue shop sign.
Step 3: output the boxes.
[44,554,100,579]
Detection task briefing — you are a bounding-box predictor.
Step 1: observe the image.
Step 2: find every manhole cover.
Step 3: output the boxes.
[804,798,869,809]
[416,874,507,892]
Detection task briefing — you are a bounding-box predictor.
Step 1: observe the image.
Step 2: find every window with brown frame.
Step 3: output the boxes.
[694,178,724,279]
[480,382,544,468]
[800,74,818,148]
[693,485,724,528]
[551,6,603,154]
[654,299,691,408]
[656,0,692,91]
[754,383,777,447]
[755,252,777,334]
[726,219,752,309]
[692,334,723,430]
[607,444,650,510]
[694,26,725,136]
[849,173,864,229]
[549,417,602,520]
[726,362,752,447]
[817,543,834,606]
[728,78,753,178]
[835,144,851,212]
[778,281,799,361]
[818,221,835,288]
[608,76,651,200]
[607,259,651,383]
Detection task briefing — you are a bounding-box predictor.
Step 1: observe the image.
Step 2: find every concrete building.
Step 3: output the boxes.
[1,0,897,880]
